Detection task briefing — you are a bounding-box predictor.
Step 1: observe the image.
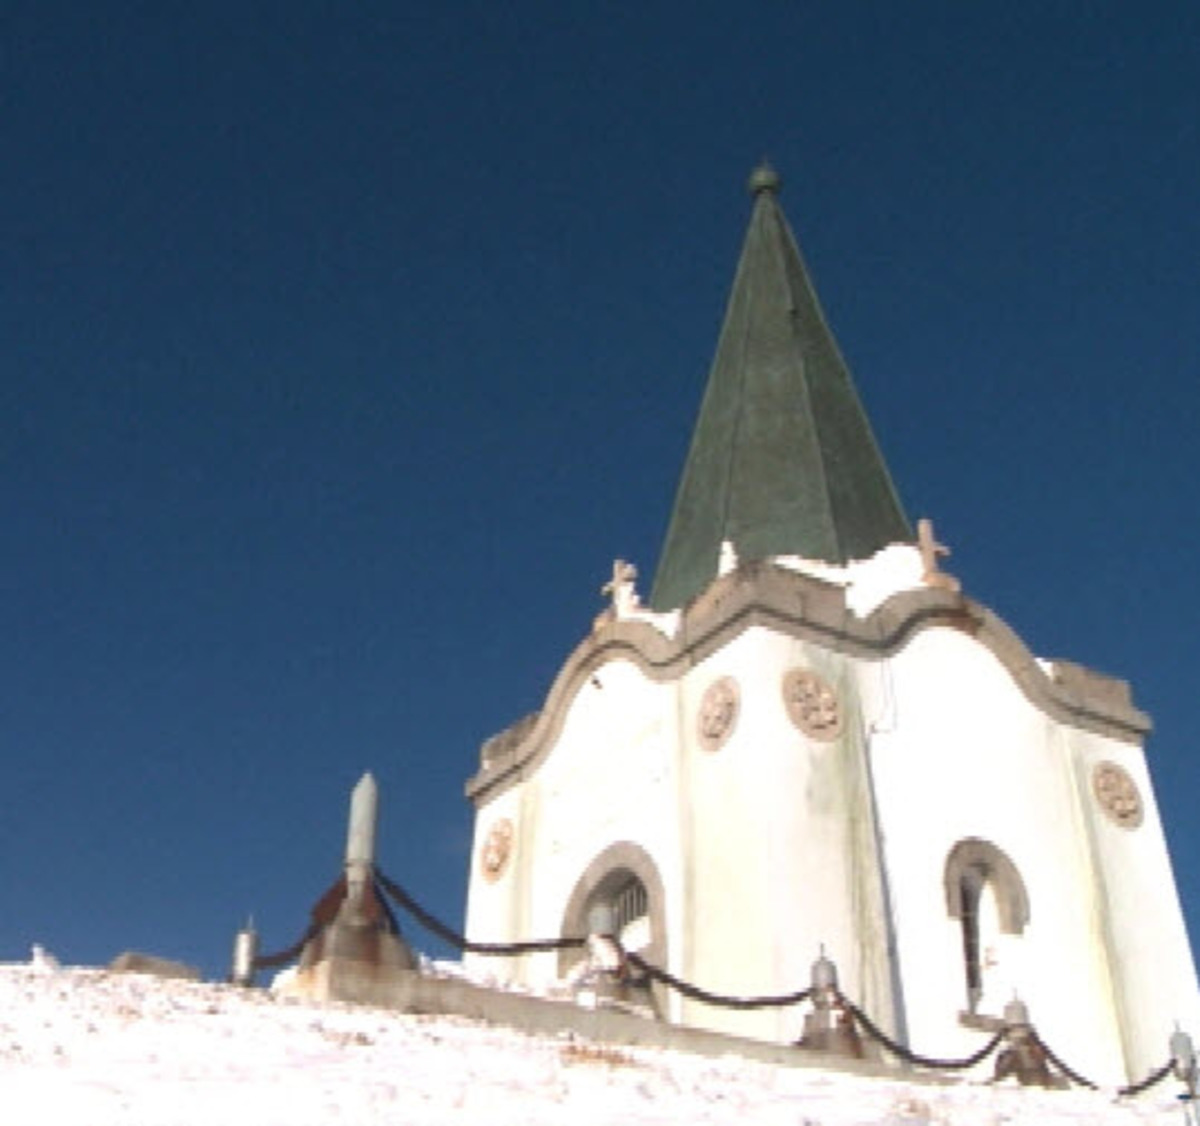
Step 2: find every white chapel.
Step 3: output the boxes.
[461,164,1199,1085]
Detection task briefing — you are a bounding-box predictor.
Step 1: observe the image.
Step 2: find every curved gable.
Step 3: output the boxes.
[468,564,1148,805]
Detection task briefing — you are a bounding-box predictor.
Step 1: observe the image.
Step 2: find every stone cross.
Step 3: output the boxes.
[344,771,379,905]
[601,559,641,617]
[917,517,961,592]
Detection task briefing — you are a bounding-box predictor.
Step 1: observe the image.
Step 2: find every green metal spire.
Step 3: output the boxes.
[649,164,911,611]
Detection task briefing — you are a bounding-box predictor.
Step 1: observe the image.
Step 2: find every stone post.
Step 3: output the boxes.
[230,920,258,987]
[797,950,863,1059]
[1172,1028,1197,1100]
[343,771,379,919]
[587,903,616,938]
[285,771,416,1004]
[993,996,1064,1087]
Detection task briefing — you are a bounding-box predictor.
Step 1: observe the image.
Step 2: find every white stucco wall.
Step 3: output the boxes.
[464,659,684,1016]
[863,625,1197,1085]
[465,596,1198,1084]
[675,628,894,1043]
[1071,729,1200,1077]
[465,629,896,1045]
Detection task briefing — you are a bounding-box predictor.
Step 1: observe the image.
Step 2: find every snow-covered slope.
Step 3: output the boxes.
[0,964,1186,1125]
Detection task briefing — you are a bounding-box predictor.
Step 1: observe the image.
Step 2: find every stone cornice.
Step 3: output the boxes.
[466,563,1150,806]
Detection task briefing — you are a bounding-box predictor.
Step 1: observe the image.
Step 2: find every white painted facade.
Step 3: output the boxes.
[464,546,1200,1085]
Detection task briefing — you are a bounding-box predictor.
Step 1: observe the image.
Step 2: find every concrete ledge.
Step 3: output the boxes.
[301,962,920,1082]
[109,952,201,981]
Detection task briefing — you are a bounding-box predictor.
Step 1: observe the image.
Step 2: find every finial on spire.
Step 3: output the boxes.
[747,160,781,196]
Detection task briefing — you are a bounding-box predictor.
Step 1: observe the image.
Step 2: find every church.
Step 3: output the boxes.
[461,163,1199,1085]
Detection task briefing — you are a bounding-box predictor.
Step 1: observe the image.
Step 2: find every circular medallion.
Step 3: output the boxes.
[1092,762,1143,829]
[479,818,514,881]
[698,676,740,751]
[783,669,841,740]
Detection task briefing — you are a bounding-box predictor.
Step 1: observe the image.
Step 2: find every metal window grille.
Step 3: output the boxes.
[612,877,649,933]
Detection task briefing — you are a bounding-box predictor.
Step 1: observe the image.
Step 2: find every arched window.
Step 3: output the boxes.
[558,842,667,1010]
[958,866,985,1009]
[944,839,1029,1014]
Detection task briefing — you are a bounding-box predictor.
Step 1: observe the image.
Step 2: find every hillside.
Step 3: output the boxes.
[0,962,1185,1124]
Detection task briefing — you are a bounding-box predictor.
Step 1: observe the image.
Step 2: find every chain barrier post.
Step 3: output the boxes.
[993,996,1064,1088]
[294,868,1165,1092]
[585,904,623,992]
[1172,1028,1197,1103]
[796,949,863,1060]
[567,903,656,1017]
[343,772,379,922]
[230,917,259,987]
[586,903,616,937]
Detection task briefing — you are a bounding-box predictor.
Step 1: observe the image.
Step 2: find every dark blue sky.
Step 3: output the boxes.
[5,3,1199,982]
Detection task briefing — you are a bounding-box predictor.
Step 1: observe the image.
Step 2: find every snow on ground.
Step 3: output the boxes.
[0,962,1190,1125]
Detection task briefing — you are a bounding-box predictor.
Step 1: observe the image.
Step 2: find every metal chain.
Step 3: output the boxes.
[1117,1059,1174,1097]
[252,921,320,970]
[625,951,813,1010]
[841,996,1003,1070]
[375,869,583,955]
[1029,1031,1097,1090]
[259,868,1183,1100]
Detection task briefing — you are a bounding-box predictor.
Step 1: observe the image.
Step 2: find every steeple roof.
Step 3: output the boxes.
[649,164,912,611]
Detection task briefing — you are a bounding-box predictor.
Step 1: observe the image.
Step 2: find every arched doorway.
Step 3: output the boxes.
[559,841,667,1014]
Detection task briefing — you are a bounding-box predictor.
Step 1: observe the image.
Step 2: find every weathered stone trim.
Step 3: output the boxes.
[557,841,669,977]
[556,841,670,1018]
[466,564,1150,806]
[944,838,1030,934]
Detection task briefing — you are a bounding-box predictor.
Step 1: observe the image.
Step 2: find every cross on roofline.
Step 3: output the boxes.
[917,518,961,593]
